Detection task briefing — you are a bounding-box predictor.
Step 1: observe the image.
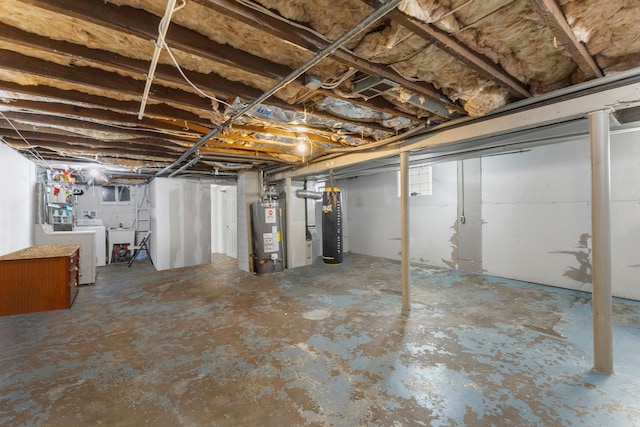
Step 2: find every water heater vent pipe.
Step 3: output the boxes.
[295,189,323,199]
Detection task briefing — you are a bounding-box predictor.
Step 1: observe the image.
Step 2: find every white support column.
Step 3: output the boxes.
[285,177,293,269]
[589,109,613,375]
[400,152,411,312]
[237,170,260,273]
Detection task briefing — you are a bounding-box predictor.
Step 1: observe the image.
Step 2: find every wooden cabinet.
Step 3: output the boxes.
[0,245,80,316]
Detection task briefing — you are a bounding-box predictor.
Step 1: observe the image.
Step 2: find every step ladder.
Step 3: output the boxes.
[128,232,153,267]
[135,186,150,245]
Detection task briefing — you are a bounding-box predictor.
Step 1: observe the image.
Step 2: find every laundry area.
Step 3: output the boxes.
[2,0,640,426]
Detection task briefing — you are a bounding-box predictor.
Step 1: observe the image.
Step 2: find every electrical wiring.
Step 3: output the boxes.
[321,68,358,90]
[150,0,236,112]
[161,40,234,109]
[431,0,476,24]
[0,111,54,171]
[452,1,509,34]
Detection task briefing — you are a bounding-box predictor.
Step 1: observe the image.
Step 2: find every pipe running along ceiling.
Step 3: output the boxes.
[0,0,639,182]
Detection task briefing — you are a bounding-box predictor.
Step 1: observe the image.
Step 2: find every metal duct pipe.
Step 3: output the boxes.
[295,189,323,199]
[168,155,200,177]
[155,0,403,177]
[210,161,254,170]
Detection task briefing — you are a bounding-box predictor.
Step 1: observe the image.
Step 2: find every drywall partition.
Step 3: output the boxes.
[345,162,457,267]
[481,131,640,301]
[0,144,35,255]
[150,177,211,271]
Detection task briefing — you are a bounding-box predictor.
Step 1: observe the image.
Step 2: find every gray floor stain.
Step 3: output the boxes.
[1,253,639,426]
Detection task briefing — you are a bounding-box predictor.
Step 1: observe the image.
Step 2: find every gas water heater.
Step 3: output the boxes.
[250,199,284,274]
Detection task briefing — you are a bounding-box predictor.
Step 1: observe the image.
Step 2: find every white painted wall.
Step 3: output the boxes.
[75,184,147,230]
[0,144,36,255]
[150,177,211,271]
[610,130,640,300]
[344,162,457,267]
[482,131,640,300]
[342,130,640,301]
[344,173,400,260]
[482,140,592,291]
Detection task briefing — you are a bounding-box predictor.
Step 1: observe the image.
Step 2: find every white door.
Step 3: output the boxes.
[225,186,237,259]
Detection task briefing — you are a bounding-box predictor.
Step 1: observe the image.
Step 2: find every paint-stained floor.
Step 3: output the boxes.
[1,253,639,426]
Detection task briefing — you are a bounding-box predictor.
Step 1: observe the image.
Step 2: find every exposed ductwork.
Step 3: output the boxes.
[154,0,404,178]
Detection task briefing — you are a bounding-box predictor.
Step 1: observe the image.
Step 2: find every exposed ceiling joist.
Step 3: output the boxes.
[528,0,603,79]
[0,99,200,137]
[15,0,296,82]
[193,0,462,115]
[0,50,212,111]
[0,80,210,126]
[0,0,637,178]
[380,7,532,98]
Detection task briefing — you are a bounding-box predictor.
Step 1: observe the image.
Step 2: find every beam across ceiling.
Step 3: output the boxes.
[270,79,640,180]
[0,99,200,137]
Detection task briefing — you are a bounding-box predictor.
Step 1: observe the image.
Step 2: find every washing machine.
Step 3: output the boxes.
[75,218,107,266]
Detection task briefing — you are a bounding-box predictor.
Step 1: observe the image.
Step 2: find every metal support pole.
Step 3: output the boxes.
[589,109,613,374]
[400,151,410,312]
[285,177,293,269]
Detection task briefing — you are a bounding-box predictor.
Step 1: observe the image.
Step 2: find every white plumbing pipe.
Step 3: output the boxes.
[138,0,179,120]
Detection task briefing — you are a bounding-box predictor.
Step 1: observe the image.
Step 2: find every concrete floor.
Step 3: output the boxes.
[1,253,639,426]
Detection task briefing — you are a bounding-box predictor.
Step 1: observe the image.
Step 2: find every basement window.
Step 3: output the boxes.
[398,165,432,197]
[101,185,131,204]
